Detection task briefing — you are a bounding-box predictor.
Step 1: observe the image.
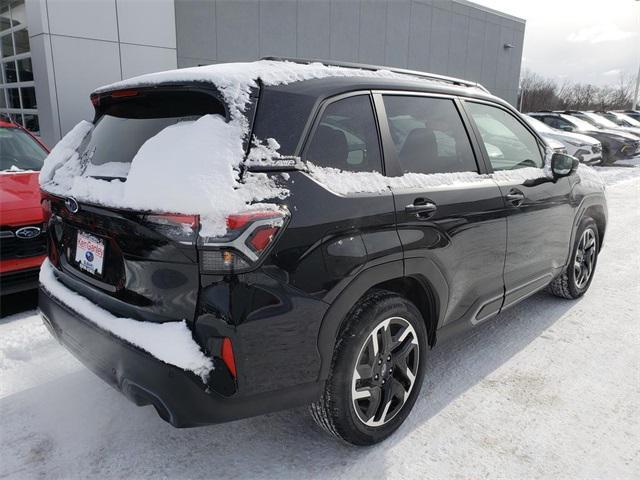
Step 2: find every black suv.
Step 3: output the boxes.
[39,59,607,446]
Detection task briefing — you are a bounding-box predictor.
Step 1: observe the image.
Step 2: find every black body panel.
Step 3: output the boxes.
[46,196,200,323]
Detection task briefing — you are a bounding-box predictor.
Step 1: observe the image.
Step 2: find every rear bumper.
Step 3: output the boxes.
[0,266,41,295]
[39,286,320,427]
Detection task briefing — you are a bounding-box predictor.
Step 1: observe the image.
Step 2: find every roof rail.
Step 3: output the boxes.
[261,56,490,93]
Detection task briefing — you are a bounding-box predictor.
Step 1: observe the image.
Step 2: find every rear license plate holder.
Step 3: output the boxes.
[75,231,106,276]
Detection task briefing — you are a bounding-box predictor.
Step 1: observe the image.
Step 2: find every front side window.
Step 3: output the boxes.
[466,102,543,171]
[383,95,477,174]
[303,94,382,173]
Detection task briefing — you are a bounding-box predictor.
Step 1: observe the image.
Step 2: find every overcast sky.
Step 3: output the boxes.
[472,0,640,86]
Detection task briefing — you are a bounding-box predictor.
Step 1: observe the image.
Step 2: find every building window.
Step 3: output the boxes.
[0,0,39,135]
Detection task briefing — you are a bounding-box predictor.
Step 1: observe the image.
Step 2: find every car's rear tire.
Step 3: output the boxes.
[310,290,427,446]
[547,217,599,299]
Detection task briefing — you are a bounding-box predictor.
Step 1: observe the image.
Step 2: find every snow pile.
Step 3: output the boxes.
[43,115,287,237]
[4,165,35,173]
[308,164,549,195]
[39,259,214,380]
[38,114,287,237]
[245,136,283,165]
[39,120,93,185]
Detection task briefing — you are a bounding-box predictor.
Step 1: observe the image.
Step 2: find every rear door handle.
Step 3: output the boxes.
[405,199,437,219]
[506,188,525,206]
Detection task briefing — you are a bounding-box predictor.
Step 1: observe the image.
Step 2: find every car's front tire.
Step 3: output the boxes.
[547,217,600,299]
[310,290,427,446]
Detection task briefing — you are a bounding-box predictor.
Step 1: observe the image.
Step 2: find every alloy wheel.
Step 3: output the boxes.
[574,228,596,289]
[351,317,419,427]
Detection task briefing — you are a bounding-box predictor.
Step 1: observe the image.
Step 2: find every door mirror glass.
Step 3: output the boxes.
[551,153,578,178]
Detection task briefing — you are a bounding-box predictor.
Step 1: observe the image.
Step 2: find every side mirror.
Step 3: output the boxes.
[560,126,573,132]
[551,153,579,179]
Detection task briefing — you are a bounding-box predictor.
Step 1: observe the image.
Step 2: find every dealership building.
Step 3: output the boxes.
[1,0,524,146]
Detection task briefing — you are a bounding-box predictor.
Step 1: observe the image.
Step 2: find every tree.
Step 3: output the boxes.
[517,70,635,112]
[518,69,559,112]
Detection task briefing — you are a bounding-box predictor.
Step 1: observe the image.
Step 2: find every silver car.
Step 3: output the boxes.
[525,115,602,164]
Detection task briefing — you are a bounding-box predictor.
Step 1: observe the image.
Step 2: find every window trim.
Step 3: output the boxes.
[298,90,386,175]
[372,90,488,177]
[460,99,547,173]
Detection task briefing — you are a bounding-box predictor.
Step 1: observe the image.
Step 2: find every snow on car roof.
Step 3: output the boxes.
[94,60,411,120]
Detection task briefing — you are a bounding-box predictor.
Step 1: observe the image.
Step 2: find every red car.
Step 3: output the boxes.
[0,119,49,295]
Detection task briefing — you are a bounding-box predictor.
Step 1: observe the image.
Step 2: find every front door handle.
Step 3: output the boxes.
[405,199,437,219]
[506,188,525,206]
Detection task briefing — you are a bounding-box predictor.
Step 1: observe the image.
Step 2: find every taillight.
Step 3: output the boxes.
[198,208,288,273]
[221,337,237,378]
[41,196,52,224]
[143,213,200,245]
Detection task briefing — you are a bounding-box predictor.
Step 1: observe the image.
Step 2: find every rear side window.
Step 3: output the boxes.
[303,95,382,173]
[383,95,478,175]
[466,102,543,170]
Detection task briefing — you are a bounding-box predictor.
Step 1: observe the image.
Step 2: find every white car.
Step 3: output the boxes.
[525,115,602,164]
[567,111,640,137]
[597,111,640,130]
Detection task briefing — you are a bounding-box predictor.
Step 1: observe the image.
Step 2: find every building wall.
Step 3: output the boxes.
[25,0,524,146]
[26,0,177,146]
[0,1,39,133]
[175,0,525,105]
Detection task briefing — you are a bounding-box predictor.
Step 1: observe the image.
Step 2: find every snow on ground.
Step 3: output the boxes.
[1,161,639,479]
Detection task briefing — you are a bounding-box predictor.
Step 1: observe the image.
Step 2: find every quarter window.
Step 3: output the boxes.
[466,102,543,170]
[383,95,478,174]
[303,94,382,173]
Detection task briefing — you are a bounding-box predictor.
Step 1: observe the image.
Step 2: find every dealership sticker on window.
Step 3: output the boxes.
[75,231,105,275]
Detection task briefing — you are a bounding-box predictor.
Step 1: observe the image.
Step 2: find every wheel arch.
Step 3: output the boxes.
[583,204,606,250]
[316,261,447,381]
[566,194,607,267]
[373,276,438,347]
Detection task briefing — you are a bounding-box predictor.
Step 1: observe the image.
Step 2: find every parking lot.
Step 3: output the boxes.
[1,160,639,480]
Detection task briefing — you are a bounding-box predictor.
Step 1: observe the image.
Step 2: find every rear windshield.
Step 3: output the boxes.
[79,115,200,176]
[0,127,47,171]
[79,89,226,178]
